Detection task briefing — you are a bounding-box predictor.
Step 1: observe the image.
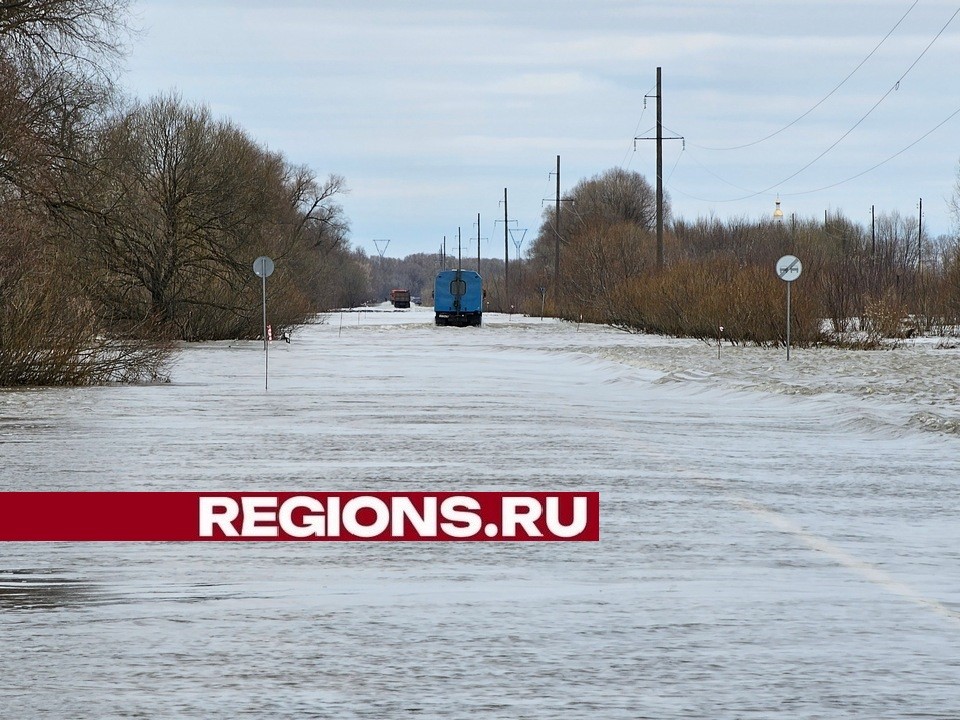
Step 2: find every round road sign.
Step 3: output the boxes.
[776,255,802,282]
[253,256,275,278]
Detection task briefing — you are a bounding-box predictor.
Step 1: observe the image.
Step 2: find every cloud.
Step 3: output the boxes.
[125,0,960,253]
[487,72,599,97]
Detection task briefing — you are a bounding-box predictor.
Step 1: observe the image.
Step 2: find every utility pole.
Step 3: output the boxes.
[544,155,574,309]
[871,205,876,255]
[918,197,923,275]
[477,212,481,273]
[373,239,390,262]
[656,67,664,268]
[503,188,509,311]
[373,239,390,301]
[555,155,561,299]
[637,67,682,269]
[509,227,527,256]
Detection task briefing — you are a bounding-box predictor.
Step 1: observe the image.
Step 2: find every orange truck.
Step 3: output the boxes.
[390,289,411,308]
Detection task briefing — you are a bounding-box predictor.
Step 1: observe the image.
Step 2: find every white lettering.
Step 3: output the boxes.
[240,496,279,537]
[327,496,340,537]
[439,496,482,538]
[545,496,588,538]
[501,497,543,538]
[342,496,390,538]
[198,497,240,537]
[391,497,438,537]
[278,495,326,538]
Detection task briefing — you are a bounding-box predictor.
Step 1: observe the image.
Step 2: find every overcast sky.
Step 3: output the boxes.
[124,1,960,258]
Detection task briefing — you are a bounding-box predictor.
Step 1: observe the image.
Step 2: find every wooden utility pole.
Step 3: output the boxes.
[503,188,509,310]
[636,67,681,270]
[655,67,664,268]
[918,198,923,274]
[554,154,561,299]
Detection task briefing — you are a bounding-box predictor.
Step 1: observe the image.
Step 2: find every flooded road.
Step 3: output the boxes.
[3,309,960,718]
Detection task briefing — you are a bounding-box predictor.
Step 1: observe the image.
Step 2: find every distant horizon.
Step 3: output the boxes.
[127,1,960,258]
[360,206,943,260]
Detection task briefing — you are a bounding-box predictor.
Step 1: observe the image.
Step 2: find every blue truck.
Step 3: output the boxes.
[434,269,482,327]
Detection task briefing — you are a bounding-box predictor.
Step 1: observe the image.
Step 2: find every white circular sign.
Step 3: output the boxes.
[776,255,802,282]
[253,256,275,278]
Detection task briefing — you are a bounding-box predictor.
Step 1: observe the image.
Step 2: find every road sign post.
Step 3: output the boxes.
[253,256,275,389]
[776,255,802,360]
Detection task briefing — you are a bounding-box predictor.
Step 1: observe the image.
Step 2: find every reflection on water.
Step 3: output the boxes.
[0,569,96,611]
[0,568,252,612]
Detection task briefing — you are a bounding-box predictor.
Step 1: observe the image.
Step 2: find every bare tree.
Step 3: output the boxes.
[526,167,658,318]
[0,0,172,386]
[65,93,352,340]
[950,160,960,232]
[0,0,131,76]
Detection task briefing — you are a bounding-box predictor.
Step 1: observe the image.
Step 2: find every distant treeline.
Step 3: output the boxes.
[374,167,960,349]
[516,168,960,348]
[0,0,367,385]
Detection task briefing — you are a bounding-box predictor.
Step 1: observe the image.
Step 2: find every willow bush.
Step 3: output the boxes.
[606,258,824,346]
[0,259,170,386]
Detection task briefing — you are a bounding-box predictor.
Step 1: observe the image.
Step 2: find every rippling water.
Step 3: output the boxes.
[3,310,960,718]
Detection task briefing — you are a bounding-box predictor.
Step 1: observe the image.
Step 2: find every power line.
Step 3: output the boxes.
[761,4,960,193]
[662,4,960,203]
[665,101,960,203]
[661,126,762,196]
[781,103,960,197]
[693,0,920,151]
[664,144,685,185]
[620,83,656,168]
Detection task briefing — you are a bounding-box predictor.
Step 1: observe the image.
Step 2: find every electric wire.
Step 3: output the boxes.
[539,163,555,210]
[664,100,960,203]
[781,102,960,196]
[761,4,960,194]
[664,136,760,195]
[664,144,685,185]
[693,0,920,151]
[620,82,656,169]
[661,4,960,203]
